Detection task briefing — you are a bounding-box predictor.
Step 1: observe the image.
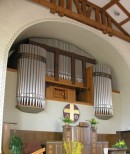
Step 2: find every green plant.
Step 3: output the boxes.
[61,117,74,124]
[113,139,127,149]
[87,118,99,126]
[9,135,23,154]
[63,140,83,154]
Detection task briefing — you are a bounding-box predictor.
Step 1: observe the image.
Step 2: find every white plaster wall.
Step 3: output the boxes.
[3,71,122,134]
[0,0,130,152]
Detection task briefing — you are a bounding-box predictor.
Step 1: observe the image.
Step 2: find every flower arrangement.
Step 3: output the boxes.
[87,118,99,126]
[61,117,74,125]
[113,139,127,149]
[63,140,83,154]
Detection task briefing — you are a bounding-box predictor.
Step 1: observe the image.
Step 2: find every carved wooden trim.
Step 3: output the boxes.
[74,0,82,14]
[29,40,96,64]
[82,56,87,87]
[54,50,59,81]
[32,0,130,43]
[71,53,76,85]
[86,6,93,18]
[67,0,72,10]
[81,0,86,16]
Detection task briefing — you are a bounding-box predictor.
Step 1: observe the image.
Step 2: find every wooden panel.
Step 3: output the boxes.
[46,85,75,102]
[91,127,97,154]
[46,141,63,154]
[11,130,63,144]
[63,126,92,144]
[9,129,117,154]
[97,134,117,147]
[77,67,93,105]
[2,123,11,154]
[63,126,97,154]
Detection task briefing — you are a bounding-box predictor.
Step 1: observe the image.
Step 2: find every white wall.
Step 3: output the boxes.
[1,0,130,152]
[3,70,122,134]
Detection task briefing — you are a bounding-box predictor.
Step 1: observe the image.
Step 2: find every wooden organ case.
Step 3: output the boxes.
[29,38,96,105]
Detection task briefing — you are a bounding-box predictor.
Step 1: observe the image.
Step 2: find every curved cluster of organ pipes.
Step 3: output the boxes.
[16,38,113,119]
[17,44,46,108]
[93,65,113,119]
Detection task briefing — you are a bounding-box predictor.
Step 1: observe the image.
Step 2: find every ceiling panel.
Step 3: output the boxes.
[119,0,130,13]
[106,4,128,23]
[87,0,110,7]
[122,21,130,35]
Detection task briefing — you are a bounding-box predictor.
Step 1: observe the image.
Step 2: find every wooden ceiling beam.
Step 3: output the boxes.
[103,0,118,10]
[86,6,93,18]
[81,0,86,16]
[50,0,56,13]
[95,8,100,24]
[59,0,64,16]
[116,1,130,17]
[106,12,130,36]
[85,0,101,10]
[67,0,72,10]
[101,11,107,34]
[119,18,130,26]
[103,1,115,10]
[101,11,107,25]
[74,0,83,14]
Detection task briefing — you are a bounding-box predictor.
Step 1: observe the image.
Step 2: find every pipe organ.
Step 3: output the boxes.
[29,38,95,84]
[93,65,113,119]
[15,38,113,119]
[16,44,46,113]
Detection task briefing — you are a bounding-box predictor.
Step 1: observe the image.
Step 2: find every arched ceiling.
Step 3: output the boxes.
[14,20,130,90]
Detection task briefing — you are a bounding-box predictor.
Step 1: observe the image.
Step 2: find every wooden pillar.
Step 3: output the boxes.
[82,56,87,87]
[71,53,75,85]
[2,122,17,154]
[54,50,59,81]
[2,123,10,154]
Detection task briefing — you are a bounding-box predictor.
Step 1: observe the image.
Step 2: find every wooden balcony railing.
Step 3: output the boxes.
[32,0,130,42]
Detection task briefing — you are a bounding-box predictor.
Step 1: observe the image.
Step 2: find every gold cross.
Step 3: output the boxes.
[64,104,80,121]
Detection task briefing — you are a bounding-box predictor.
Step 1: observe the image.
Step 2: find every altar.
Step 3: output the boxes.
[46,125,108,154]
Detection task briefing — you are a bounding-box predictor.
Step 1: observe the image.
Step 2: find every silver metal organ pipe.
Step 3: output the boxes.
[93,64,113,120]
[16,44,46,112]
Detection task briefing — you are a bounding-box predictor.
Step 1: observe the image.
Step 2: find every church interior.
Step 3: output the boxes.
[1,0,130,154]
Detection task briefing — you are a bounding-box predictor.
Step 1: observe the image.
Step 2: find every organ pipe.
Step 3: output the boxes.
[16,44,46,113]
[29,38,95,83]
[93,64,113,119]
